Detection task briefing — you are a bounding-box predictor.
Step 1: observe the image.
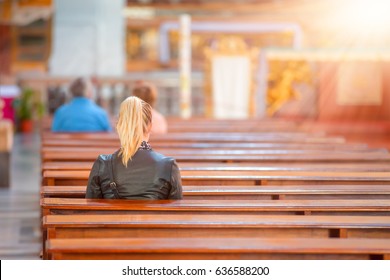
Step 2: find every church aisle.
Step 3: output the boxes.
[0,133,41,260]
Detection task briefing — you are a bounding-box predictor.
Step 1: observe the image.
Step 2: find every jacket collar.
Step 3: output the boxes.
[139,141,152,150]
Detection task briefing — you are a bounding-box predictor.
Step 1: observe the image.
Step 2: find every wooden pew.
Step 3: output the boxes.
[41,198,390,216]
[41,161,390,173]
[41,139,370,151]
[162,123,305,133]
[41,198,390,256]
[43,214,390,241]
[41,151,390,163]
[43,131,314,138]
[42,214,390,259]
[46,237,390,260]
[0,120,13,187]
[41,132,346,144]
[41,147,388,157]
[40,119,390,261]
[42,170,390,186]
[40,184,390,200]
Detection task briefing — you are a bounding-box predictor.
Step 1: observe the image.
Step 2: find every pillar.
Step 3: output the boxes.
[49,0,125,77]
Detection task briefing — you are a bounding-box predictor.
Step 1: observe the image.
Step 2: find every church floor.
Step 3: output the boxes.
[0,132,41,260]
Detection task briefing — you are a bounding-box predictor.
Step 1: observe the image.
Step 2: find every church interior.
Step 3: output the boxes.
[1,0,390,260]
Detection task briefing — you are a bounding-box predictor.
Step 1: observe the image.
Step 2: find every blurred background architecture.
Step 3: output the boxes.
[1,0,389,120]
[1,0,390,260]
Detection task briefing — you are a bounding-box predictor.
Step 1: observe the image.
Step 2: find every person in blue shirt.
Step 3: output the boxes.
[51,77,111,132]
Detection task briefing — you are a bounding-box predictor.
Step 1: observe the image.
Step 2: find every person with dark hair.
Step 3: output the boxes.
[86,96,182,199]
[51,77,111,132]
[132,82,168,134]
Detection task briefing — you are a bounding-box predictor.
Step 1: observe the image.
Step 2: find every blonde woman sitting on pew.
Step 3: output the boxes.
[86,96,182,199]
[132,81,168,134]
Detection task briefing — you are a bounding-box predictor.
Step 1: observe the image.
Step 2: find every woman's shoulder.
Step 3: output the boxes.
[148,150,176,164]
[96,150,119,163]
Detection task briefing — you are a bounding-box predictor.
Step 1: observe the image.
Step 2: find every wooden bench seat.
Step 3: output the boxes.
[42,170,390,186]
[46,237,390,260]
[41,198,390,216]
[41,184,390,200]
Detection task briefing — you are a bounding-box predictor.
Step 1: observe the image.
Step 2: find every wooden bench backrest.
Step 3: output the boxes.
[42,170,390,186]
[41,132,346,144]
[41,198,390,216]
[41,151,390,163]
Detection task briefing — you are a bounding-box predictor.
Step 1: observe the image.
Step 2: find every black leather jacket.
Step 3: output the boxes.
[85,147,183,200]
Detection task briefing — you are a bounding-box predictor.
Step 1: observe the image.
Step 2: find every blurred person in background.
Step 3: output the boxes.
[52,77,111,132]
[132,81,168,134]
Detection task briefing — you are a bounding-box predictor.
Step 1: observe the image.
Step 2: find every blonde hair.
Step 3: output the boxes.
[116,96,152,166]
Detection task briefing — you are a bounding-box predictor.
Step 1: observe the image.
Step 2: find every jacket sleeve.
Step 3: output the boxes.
[85,158,103,198]
[168,160,183,199]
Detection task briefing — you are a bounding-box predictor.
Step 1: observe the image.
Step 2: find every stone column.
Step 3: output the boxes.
[49,0,125,77]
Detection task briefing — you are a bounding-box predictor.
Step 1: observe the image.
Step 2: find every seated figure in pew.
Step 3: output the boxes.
[132,81,168,134]
[51,77,111,132]
[86,96,182,199]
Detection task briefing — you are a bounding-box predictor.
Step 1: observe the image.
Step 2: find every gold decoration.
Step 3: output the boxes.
[267,60,312,116]
[167,31,293,66]
[126,31,141,59]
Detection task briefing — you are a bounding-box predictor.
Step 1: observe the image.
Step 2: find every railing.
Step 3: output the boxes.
[17,72,205,117]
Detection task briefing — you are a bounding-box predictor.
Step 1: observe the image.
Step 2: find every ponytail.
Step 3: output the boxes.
[116,96,152,167]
